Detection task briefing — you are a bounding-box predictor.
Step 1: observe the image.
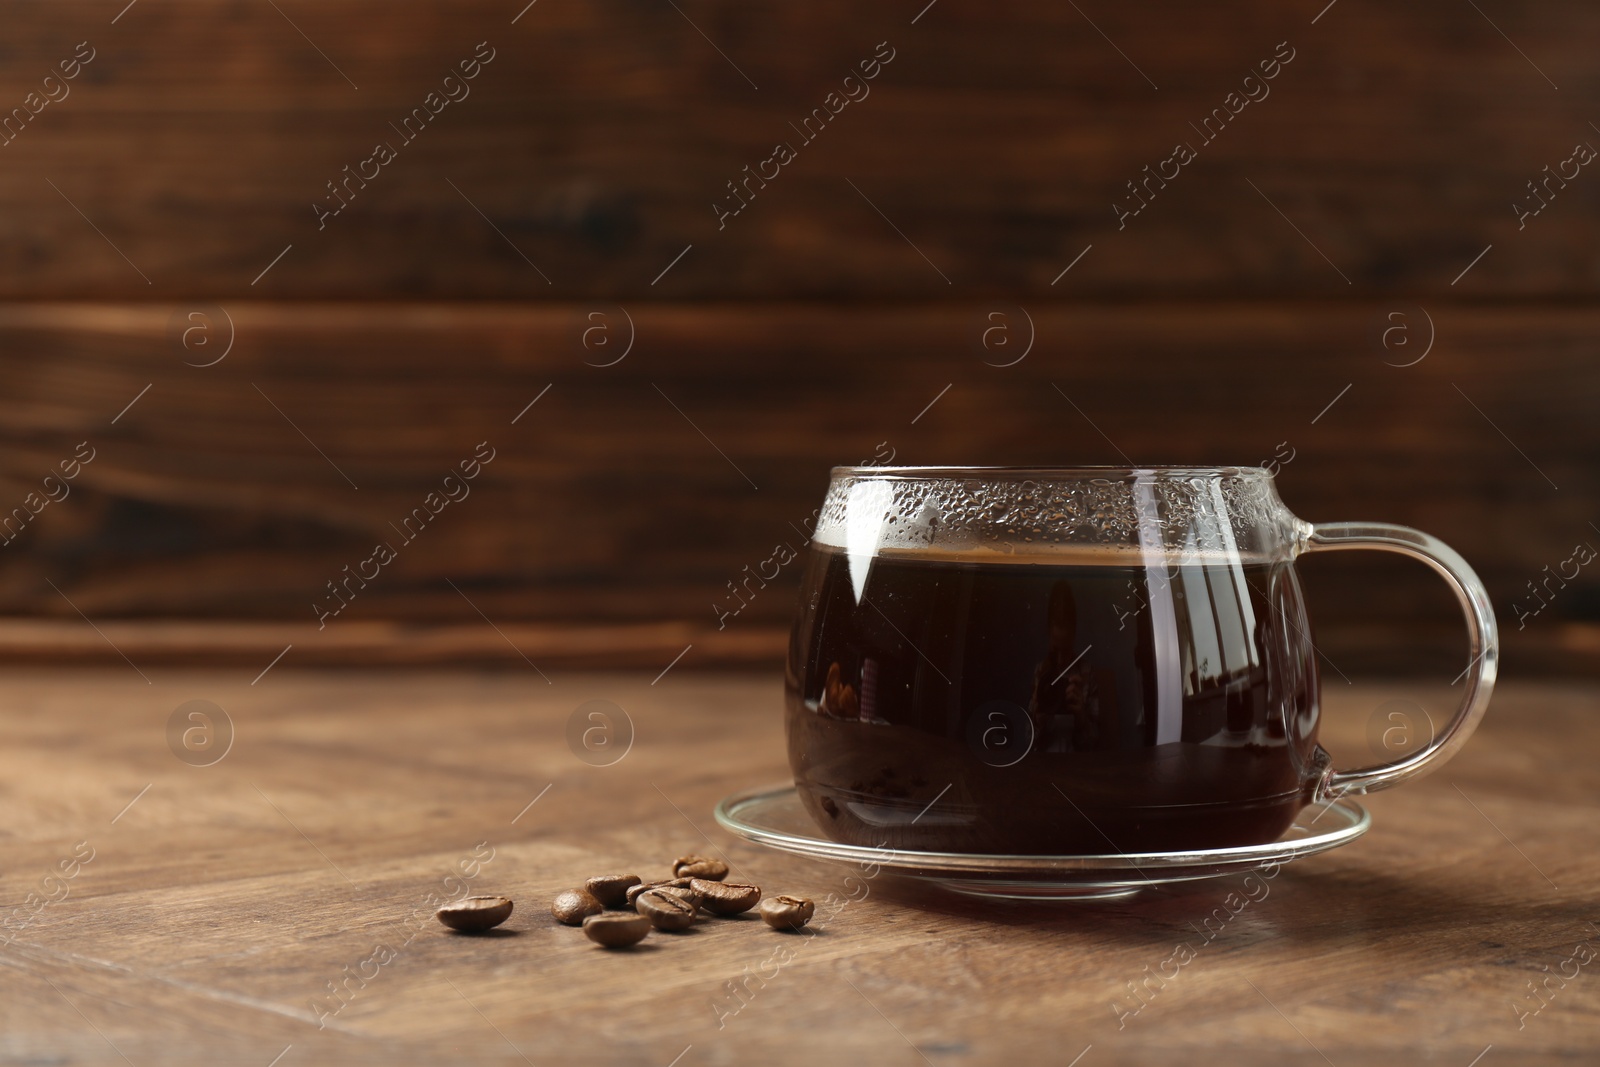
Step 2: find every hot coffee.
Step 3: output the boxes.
[787,544,1325,854]
[785,466,1496,859]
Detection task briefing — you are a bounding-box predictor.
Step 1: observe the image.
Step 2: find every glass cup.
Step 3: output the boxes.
[784,466,1497,855]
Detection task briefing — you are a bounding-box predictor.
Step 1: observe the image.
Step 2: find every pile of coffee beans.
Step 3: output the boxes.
[555,854,812,949]
[434,853,815,948]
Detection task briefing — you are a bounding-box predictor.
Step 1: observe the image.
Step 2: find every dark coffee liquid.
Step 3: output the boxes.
[785,545,1326,854]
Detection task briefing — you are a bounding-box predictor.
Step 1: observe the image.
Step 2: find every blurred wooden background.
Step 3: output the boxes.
[0,0,1594,674]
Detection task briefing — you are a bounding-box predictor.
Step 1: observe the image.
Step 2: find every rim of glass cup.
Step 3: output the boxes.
[829,464,1273,479]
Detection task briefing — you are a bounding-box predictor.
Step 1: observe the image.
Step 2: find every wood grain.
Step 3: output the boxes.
[0,1,1594,673]
[0,1,1595,298]
[0,618,786,670]
[0,670,1593,1064]
[0,300,1592,671]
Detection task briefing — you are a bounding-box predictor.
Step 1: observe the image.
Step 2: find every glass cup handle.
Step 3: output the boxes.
[1301,521,1499,799]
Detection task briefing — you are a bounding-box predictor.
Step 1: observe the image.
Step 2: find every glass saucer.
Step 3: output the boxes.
[714,783,1371,902]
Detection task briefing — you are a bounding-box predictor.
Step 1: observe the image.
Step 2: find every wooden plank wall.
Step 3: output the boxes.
[0,1,1593,673]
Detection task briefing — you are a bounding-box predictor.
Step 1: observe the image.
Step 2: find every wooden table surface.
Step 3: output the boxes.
[1,669,1595,1066]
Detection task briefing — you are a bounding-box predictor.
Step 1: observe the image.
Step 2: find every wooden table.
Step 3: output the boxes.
[1,669,1594,1065]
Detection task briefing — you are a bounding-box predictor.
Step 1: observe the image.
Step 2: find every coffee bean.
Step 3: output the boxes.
[672,854,729,880]
[585,874,641,908]
[758,895,814,930]
[691,879,761,916]
[436,895,514,933]
[635,888,697,932]
[550,888,604,926]
[654,884,704,909]
[625,878,695,907]
[582,912,651,948]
